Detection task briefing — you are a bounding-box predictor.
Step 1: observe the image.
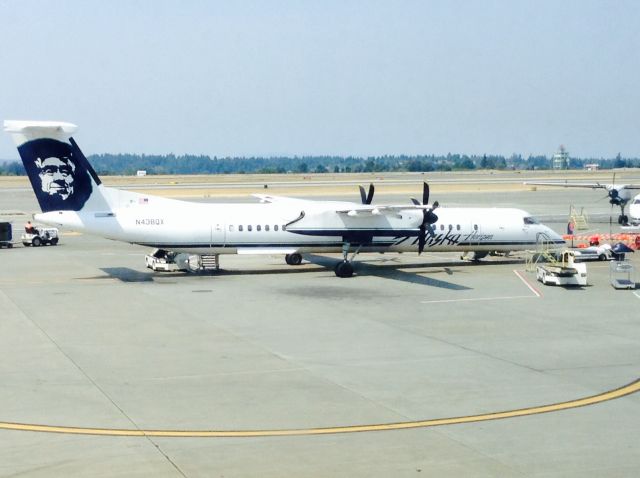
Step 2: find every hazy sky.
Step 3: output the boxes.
[1,0,639,159]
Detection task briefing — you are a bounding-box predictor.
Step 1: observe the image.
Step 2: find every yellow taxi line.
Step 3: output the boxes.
[1,378,639,438]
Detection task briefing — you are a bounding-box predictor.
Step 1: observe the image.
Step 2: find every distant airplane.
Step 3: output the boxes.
[5,120,565,277]
[524,180,640,225]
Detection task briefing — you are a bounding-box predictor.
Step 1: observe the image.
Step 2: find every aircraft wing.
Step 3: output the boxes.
[335,204,434,217]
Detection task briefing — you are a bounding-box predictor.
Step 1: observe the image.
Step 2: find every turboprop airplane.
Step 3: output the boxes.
[524,179,640,225]
[5,120,566,277]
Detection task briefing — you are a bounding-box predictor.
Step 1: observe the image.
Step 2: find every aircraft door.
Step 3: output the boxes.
[211,222,226,247]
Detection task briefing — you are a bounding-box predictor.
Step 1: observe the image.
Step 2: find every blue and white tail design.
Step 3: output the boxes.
[4,121,109,213]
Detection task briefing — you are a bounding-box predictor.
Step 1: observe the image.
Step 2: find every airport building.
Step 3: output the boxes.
[552,145,570,169]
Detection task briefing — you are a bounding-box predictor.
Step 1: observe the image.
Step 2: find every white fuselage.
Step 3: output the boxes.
[630,194,640,225]
[35,190,565,255]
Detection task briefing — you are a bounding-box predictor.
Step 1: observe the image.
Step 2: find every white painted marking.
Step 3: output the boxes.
[421,295,536,304]
[513,269,542,298]
[633,291,640,300]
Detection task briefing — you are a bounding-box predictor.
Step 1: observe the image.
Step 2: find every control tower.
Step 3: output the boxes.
[552,145,569,169]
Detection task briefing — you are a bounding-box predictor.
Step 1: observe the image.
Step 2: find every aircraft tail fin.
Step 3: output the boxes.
[4,120,110,213]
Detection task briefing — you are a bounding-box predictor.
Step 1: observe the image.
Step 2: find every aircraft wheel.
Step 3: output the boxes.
[50,238,59,245]
[334,261,354,278]
[286,253,302,265]
[598,254,607,261]
[622,215,629,225]
[32,237,42,247]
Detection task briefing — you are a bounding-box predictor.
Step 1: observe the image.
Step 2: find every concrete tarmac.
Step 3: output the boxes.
[1,172,640,477]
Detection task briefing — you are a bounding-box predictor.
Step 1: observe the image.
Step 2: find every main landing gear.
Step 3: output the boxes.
[285,253,302,265]
[334,242,362,278]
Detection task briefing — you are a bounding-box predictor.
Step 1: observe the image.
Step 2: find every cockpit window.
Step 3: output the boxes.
[634,199,640,205]
[523,216,539,225]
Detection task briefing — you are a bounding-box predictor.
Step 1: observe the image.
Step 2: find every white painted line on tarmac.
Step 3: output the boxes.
[421,270,542,304]
[633,291,640,300]
[513,269,543,298]
[421,295,536,304]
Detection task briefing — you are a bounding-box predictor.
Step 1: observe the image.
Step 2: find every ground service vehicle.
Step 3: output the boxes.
[537,250,587,286]
[21,227,59,247]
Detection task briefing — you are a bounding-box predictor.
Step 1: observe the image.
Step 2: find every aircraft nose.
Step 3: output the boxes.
[544,225,566,245]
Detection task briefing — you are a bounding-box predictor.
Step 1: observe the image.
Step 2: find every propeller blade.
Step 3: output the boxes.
[413,181,439,255]
[418,225,426,254]
[359,185,367,204]
[366,183,375,205]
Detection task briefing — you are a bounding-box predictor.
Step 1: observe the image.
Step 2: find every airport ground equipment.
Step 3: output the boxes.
[610,261,636,289]
[536,250,587,286]
[569,244,612,262]
[525,231,564,272]
[569,205,589,231]
[21,227,59,247]
[610,242,635,261]
[0,222,12,248]
[145,249,183,272]
[145,249,220,272]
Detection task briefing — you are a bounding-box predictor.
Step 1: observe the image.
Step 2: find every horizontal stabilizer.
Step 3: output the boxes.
[4,120,78,146]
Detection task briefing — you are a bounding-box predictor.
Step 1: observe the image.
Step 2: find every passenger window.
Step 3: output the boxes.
[474,224,478,231]
[275,225,279,231]
[440,224,444,231]
[239,225,243,232]
[248,225,252,232]
[265,225,270,231]
[257,225,261,231]
[448,224,452,230]
[456,224,460,231]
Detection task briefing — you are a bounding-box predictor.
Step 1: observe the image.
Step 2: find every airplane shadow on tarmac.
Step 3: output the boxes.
[97,255,528,290]
[303,254,472,290]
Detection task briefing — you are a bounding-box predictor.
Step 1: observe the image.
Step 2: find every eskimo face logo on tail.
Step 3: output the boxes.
[18,138,92,212]
[35,155,76,199]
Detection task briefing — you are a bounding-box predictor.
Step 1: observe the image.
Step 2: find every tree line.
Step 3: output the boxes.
[1,152,638,176]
